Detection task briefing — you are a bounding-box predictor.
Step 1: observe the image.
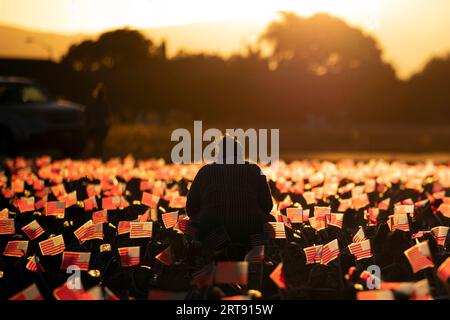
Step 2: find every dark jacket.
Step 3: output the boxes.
[186,161,274,245]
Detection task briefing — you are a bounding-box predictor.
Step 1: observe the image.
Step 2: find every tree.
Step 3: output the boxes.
[61,28,159,72]
[260,12,391,75]
[259,12,399,123]
[405,53,450,123]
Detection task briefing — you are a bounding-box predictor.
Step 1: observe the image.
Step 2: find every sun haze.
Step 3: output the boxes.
[0,0,449,78]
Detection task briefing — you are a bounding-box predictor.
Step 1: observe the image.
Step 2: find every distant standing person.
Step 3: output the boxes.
[86,83,111,157]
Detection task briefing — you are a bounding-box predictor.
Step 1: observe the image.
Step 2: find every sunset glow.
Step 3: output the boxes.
[1,0,450,78]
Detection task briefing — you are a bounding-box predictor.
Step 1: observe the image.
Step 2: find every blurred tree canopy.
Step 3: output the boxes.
[261,13,385,73]
[25,13,449,127]
[62,29,162,71]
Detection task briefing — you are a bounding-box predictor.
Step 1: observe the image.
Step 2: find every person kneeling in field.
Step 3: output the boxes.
[186,135,275,254]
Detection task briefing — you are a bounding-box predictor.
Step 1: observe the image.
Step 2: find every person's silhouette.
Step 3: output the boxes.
[86,83,111,157]
[186,135,275,251]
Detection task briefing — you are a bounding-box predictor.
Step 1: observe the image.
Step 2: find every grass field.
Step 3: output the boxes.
[99,123,450,162]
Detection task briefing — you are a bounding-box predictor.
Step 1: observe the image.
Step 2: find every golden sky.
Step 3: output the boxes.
[1,0,450,78]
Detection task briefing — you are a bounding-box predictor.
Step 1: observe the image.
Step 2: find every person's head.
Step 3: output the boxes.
[215,135,244,164]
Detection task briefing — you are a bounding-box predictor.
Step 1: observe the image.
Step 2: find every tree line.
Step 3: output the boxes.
[21,13,450,126]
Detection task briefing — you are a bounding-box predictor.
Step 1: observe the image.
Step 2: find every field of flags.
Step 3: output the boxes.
[0,155,450,300]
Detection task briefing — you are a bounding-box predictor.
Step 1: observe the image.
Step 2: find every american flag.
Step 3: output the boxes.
[26,255,44,272]
[60,191,77,208]
[141,192,160,208]
[391,213,410,232]
[380,282,415,295]
[438,203,450,218]
[329,213,344,229]
[414,199,429,208]
[302,191,315,205]
[102,196,122,210]
[139,180,153,191]
[2,188,14,199]
[61,251,91,271]
[86,184,101,197]
[308,217,326,231]
[431,226,449,246]
[11,179,24,193]
[352,227,366,243]
[53,283,93,300]
[244,245,265,263]
[3,240,29,257]
[0,218,15,235]
[365,207,379,226]
[348,239,373,260]
[321,239,340,266]
[364,179,376,193]
[378,198,390,210]
[286,207,303,223]
[394,204,414,215]
[352,193,370,210]
[412,231,430,239]
[74,220,103,243]
[412,279,432,300]
[33,179,45,191]
[279,214,292,228]
[84,196,98,211]
[18,197,35,213]
[302,209,310,222]
[22,219,45,240]
[215,261,248,285]
[173,214,188,232]
[169,196,186,209]
[433,190,446,200]
[339,182,355,194]
[405,178,423,192]
[92,209,108,224]
[0,208,8,219]
[162,211,179,228]
[138,209,150,222]
[304,245,323,264]
[404,240,435,273]
[264,222,286,239]
[155,246,174,266]
[269,262,286,289]
[357,290,394,300]
[45,201,65,218]
[118,246,140,267]
[278,195,293,211]
[401,196,415,205]
[314,206,331,221]
[118,221,131,234]
[39,235,65,256]
[74,220,92,241]
[338,198,352,212]
[50,184,66,198]
[85,223,103,241]
[437,257,450,283]
[9,283,43,300]
[130,221,153,238]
